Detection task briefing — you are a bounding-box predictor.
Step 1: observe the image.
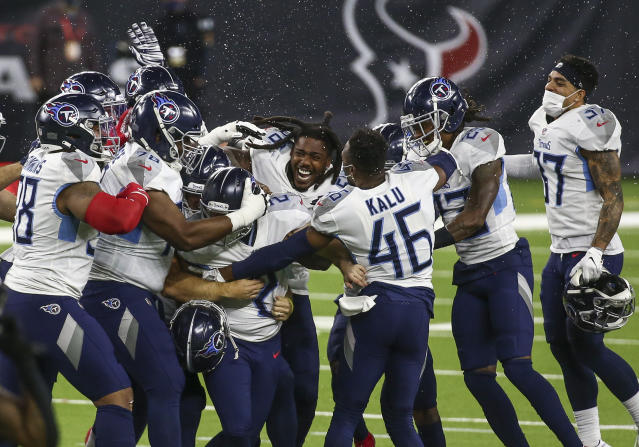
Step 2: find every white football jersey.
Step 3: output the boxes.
[5,146,101,298]
[528,104,623,254]
[249,127,349,294]
[179,193,311,342]
[407,127,518,264]
[312,163,440,289]
[89,141,183,293]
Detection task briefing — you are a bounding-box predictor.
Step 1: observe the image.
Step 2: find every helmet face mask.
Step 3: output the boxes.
[564,272,635,332]
[400,109,448,158]
[0,112,6,154]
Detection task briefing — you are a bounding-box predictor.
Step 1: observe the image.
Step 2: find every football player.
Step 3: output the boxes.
[204,112,347,445]
[78,90,267,447]
[0,111,22,223]
[2,92,152,446]
[505,55,639,447]
[403,76,581,446]
[176,167,306,446]
[222,128,457,446]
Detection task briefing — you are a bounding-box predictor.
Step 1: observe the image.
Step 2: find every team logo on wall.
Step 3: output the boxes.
[343,0,487,125]
[151,92,180,124]
[44,102,79,127]
[126,73,141,96]
[196,331,226,358]
[60,79,85,93]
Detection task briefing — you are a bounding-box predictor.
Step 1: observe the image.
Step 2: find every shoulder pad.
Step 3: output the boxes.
[390,159,432,173]
[456,127,503,157]
[60,151,99,181]
[577,106,618,146]
[268,193,310,214]
[313,188,351,217]
[127,148,163,186]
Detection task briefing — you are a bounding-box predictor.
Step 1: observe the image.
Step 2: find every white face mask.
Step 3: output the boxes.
[542,89,581,118]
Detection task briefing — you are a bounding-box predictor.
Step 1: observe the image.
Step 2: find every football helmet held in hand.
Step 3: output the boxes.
[564,271,635,332]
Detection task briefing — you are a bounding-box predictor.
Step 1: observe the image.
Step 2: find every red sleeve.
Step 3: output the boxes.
[84,191,146,234]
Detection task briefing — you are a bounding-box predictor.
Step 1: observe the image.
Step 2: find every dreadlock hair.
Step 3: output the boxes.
[245,111,343,185]
[347,128,387,176]
[462,89,491,125]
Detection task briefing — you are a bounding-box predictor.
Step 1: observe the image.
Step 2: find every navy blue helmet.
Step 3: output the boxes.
[129,90,204,170]
[170,300,234,373]
[181,145,231,217]
[125,65,184,107]
[60,71,127,123]
[373,122,405,170]
[564,271,635,333]
[201,167,259,245]
[35,93,116,158]
[402,76,468,157]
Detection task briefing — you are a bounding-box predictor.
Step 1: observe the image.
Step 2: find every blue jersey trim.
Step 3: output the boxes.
[575,146,595,192]
[492,159,508,216]
[52,183,80,242]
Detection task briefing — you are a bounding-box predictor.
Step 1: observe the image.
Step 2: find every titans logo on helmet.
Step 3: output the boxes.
[126,73,141,95]
[45,102,79,127]
[151,92,180,124]
[196,331,226,358]
[40,303,61,315]
[101,298,121,310]
[430,77,453,100]
[60,79,85,94]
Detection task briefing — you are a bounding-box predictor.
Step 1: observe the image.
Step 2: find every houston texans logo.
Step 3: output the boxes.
[126,73,141,96]
[151,92,180,124]
[40,303,61,315]
[44,102,79,127]
[344,0,487,125]
[60,79,85,94]
[196,331,226,358]
[101,298,121,310]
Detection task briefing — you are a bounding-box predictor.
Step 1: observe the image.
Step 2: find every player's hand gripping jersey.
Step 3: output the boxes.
[528,104,623,254]
[89,141,183,292]
[179,193,311,342]
[6,147,101,298]
[408,127,518,264]
[312,161,440,289]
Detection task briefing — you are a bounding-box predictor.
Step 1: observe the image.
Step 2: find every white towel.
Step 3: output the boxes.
[338,294,378,316]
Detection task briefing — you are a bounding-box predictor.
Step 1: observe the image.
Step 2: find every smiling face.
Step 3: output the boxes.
[289,136,332,191]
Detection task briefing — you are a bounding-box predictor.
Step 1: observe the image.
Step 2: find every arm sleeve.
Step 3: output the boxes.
[84,191,146,235]
[503,154,541,179]
[231,228,315,279]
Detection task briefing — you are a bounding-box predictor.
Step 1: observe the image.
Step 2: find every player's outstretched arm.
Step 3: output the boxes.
[222,146,252,171]
[0,163,21,191]
[143,178,267,251]
[57,181,149,234]
[503,154,541,179]
[433,159,502,249]
[162,256,264,303]
[582,149,623,250]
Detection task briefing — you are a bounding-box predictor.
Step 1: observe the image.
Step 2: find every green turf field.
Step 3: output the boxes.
[15,179,639,446]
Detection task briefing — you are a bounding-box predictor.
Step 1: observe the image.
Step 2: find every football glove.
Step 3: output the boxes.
[199,121,266,146]
[227,178,268,230]
[128,22,165,66]
[569,247,604,286]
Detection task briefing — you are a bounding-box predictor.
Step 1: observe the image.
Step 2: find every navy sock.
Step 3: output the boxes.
[503,358,581,447]
[94,405,135,447]
[463,370,529,447]
[571,334,639,402]
[417,419,446,447]
[549,341,599,410]
[353,417,369,441]
[131,381,147,442]
[180,374,207,447]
